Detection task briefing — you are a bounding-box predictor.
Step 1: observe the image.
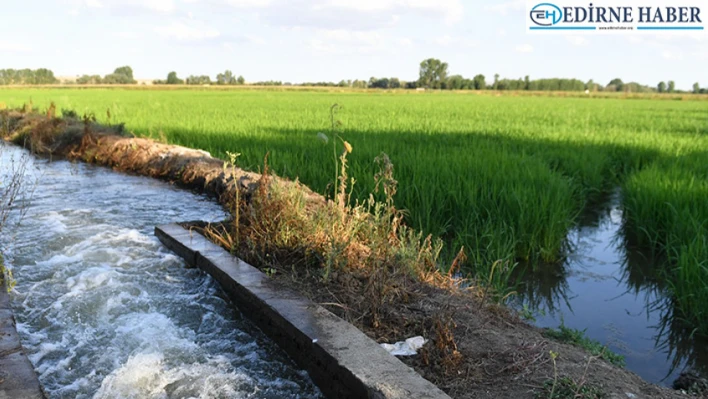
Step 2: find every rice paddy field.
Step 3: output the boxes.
[2,88,707,339]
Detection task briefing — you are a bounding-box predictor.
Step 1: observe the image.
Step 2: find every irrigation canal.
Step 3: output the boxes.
[0,144,322,398]
[515,189,708,386]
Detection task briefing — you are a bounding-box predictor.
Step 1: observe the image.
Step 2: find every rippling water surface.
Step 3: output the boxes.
[0,144,321,399]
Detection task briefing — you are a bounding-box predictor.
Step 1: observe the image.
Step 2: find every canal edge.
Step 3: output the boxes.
[0,277,46,399]
[155,223,451,399]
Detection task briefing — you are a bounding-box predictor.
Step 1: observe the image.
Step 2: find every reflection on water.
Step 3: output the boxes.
[0,144,322,399]
[514,189,708,386]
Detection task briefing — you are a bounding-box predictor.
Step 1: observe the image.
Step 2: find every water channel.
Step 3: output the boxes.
[0,144,322,399]
[514,189,707,386]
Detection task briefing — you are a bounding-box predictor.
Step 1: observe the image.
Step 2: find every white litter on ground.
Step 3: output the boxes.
[380,336,427,356]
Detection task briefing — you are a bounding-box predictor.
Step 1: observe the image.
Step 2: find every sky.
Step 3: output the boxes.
[1,0,706,90]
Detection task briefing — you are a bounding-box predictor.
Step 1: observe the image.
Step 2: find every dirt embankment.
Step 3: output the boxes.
[1,110,693,399]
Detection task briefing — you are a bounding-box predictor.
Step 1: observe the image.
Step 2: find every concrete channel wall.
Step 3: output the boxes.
[155,224,451,399]
[0,280,45,399]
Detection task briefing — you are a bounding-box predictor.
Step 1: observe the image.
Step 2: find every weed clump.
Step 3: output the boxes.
[195,105,474,376]
[536,376,605,399]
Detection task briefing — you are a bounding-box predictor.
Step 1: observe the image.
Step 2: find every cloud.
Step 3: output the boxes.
[305,28,418,55]
[197,0,464,30]
[154,21,219,40]
[245,34,266,45]
[153,18,265,47]
[182,0,272,6]
[691,50,708,60]
[84,0,104,8]
[71,0,177,15]
[433,35,478,48]
[0,41,32,54]
[661,50,683,61]
[515,44,534,53]
[566,36,588,46]
[72,0,463,29]
[398,38,414,48]
[308,29,384,54]
[485,0,524,15]
[653,31,706,43]
[114,31,141,39]
[129,0,176,12]
[322,0,464,23]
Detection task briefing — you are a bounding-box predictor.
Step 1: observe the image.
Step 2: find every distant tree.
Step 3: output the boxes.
[492,74,500,90]
[586,79,595,91]
[101,65,136,84]
[113,66,134,80]
[418,58,448,89]
[352,79,368,89]
[237,75,245,85]
[33,68,58,84]
[693,82,701,94]
[472,74,486,90]
[252,80,281,86]
[607,78,624,92]
[186,75,211,85]
[102,73,134,84]
[668,80,675,93]
[446,75,465,90]
[0,68,59,85]
[389,77,401,89]
[216,70,236,85]
[624,82,653,93]
[524,75,530,90]
[166,71,183,85]
[369,77,389,89]
[658,81,667,93]
[76,74,102,84]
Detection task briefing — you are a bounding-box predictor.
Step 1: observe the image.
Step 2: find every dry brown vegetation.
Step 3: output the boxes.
[3,85,708,102]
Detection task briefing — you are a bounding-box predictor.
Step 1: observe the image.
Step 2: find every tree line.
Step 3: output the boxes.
[153,70,245,85]
[2,61,707,94]
[0,68,58,85]
[75,66,137,84]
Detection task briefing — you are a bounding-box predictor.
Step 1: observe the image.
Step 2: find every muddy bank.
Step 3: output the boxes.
[0,110,691,398]
[1,109,323,208]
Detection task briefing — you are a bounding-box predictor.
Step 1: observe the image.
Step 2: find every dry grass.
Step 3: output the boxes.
[184,136,482,376]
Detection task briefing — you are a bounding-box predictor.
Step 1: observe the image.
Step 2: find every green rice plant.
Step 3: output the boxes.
[1,87,707,333]
[623,156,708,335]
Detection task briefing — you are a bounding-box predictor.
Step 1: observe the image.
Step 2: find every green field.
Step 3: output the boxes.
[2,88,707,333]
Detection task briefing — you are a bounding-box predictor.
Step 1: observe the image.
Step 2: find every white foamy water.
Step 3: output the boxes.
[0,144,321,399]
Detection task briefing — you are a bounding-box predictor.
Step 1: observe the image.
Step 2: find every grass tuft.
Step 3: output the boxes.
[536,376,605,399]
[544,325,625,367]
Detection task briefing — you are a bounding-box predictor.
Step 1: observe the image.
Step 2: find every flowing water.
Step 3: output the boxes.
[515,190,708,386]
[0,144,322,399]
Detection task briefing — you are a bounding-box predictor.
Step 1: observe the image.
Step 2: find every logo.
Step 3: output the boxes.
[530,3,563,26]
[526,1,706,34]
